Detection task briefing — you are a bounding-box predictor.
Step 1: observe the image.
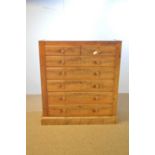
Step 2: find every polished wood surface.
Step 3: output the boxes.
[46,56,115,67]
[48,92,113,105]
[39,41,121,124]
[46,67,114,80]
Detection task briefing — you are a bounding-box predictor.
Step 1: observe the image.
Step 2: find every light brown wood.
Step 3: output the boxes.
[113,42,122,115]
[39,41,48,116]
[41,116,117,125]
[47,80,114,92]
[39,41,121,124]
[48,104,113,116]
[45,56,115,67]
[45,46,80,56]
[48,92,113,105]
[81,46,116,56]
[46,67,114,80]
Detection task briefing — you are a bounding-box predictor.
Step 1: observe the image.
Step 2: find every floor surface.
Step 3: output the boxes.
[26,94,129,155]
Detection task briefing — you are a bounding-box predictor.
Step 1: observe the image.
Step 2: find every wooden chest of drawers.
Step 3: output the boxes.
[39,41,121,125]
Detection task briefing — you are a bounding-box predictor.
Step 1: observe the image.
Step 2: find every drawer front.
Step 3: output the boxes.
[47,80,114,92]
[48,92,113,104]
[46,67,114,80]
[81,46,116,56]
[48,104,113,116]
[46,56,115,67]
[45,46,80,56]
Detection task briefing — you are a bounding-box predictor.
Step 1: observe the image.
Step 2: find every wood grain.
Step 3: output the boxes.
[47,80,114,92]
[48,104,113,116]
[46,67,114,80]
[41,116,117,125]
[45,46,80,56]
[48,92,113,104]
[45,56,115,67]
[81,46,116,56]
[39,41,48,116]
[113,42,122,115]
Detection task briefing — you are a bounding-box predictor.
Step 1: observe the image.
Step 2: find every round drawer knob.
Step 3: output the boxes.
[59,71,66,75]
[59,84,65,88]
[60,96,66,101]
[92,109,97,112]
[93,96,99,100]
[60,49,65,54]
[93,50,99,55]
[93,71,100,76]
[59,60,65,64]
[93,84,99,88]
[93,60,100,65]
[60,109,66,113]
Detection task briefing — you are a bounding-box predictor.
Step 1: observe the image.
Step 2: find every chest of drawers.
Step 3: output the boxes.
[39,41,121,125]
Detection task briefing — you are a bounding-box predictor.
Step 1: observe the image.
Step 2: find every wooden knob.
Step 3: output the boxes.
[93,60,100,65]
[93,84,99,88]
[60,109,66,113]
[60,96,66,101]
[93,71,100,76]
[92,109,97,112]
[93,96,99,100]
[59,60,65,64]
[60,49,65,54]
[59,84,65,88]
[59,71,66,75]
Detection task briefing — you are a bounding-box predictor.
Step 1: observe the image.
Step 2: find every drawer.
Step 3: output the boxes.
[46,67,114,80]
[81,46,116,56]
[47,80,114,92]
[48,92,113,104]
[45,46,80,56]
[48,104,113,116]
[46,56,115,67]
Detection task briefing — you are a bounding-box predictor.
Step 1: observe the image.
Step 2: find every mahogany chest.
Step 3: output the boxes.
[39,41,121,125]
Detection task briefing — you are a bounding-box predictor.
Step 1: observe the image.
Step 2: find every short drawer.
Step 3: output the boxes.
[47,80,114,92]
[48,92,113,104]
[81,46,116,56]
[45,46,80,56]
[48,104,113,116]
[46,56,115,67]
[46,67,114,80]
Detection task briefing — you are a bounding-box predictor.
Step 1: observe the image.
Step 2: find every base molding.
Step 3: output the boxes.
[41,116,117,125]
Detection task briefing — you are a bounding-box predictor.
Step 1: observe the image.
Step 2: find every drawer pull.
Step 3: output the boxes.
[59,60,65,64]
[93,96,99,100]
[92,109,98,112]
[59,84,65,88]
[59,71,66,76]
[59,96,66,101]
[60,49,65,54]
[93,50,99,55]
[93,84,99,88]
[60,109,66,113]
[93,71,101,76]
[93,60,101,65]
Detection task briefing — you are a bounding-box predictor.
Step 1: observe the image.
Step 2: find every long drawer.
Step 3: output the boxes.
[47,80,114,92]
[46,67,114,80]
[45,56,115,67]
[48,104,113,116]
[48,92,113,104]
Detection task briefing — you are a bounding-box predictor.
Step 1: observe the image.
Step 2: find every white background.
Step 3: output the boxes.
[26,0,129,94]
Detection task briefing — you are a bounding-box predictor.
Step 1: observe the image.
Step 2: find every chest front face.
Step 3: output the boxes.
[39,41,121,125]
